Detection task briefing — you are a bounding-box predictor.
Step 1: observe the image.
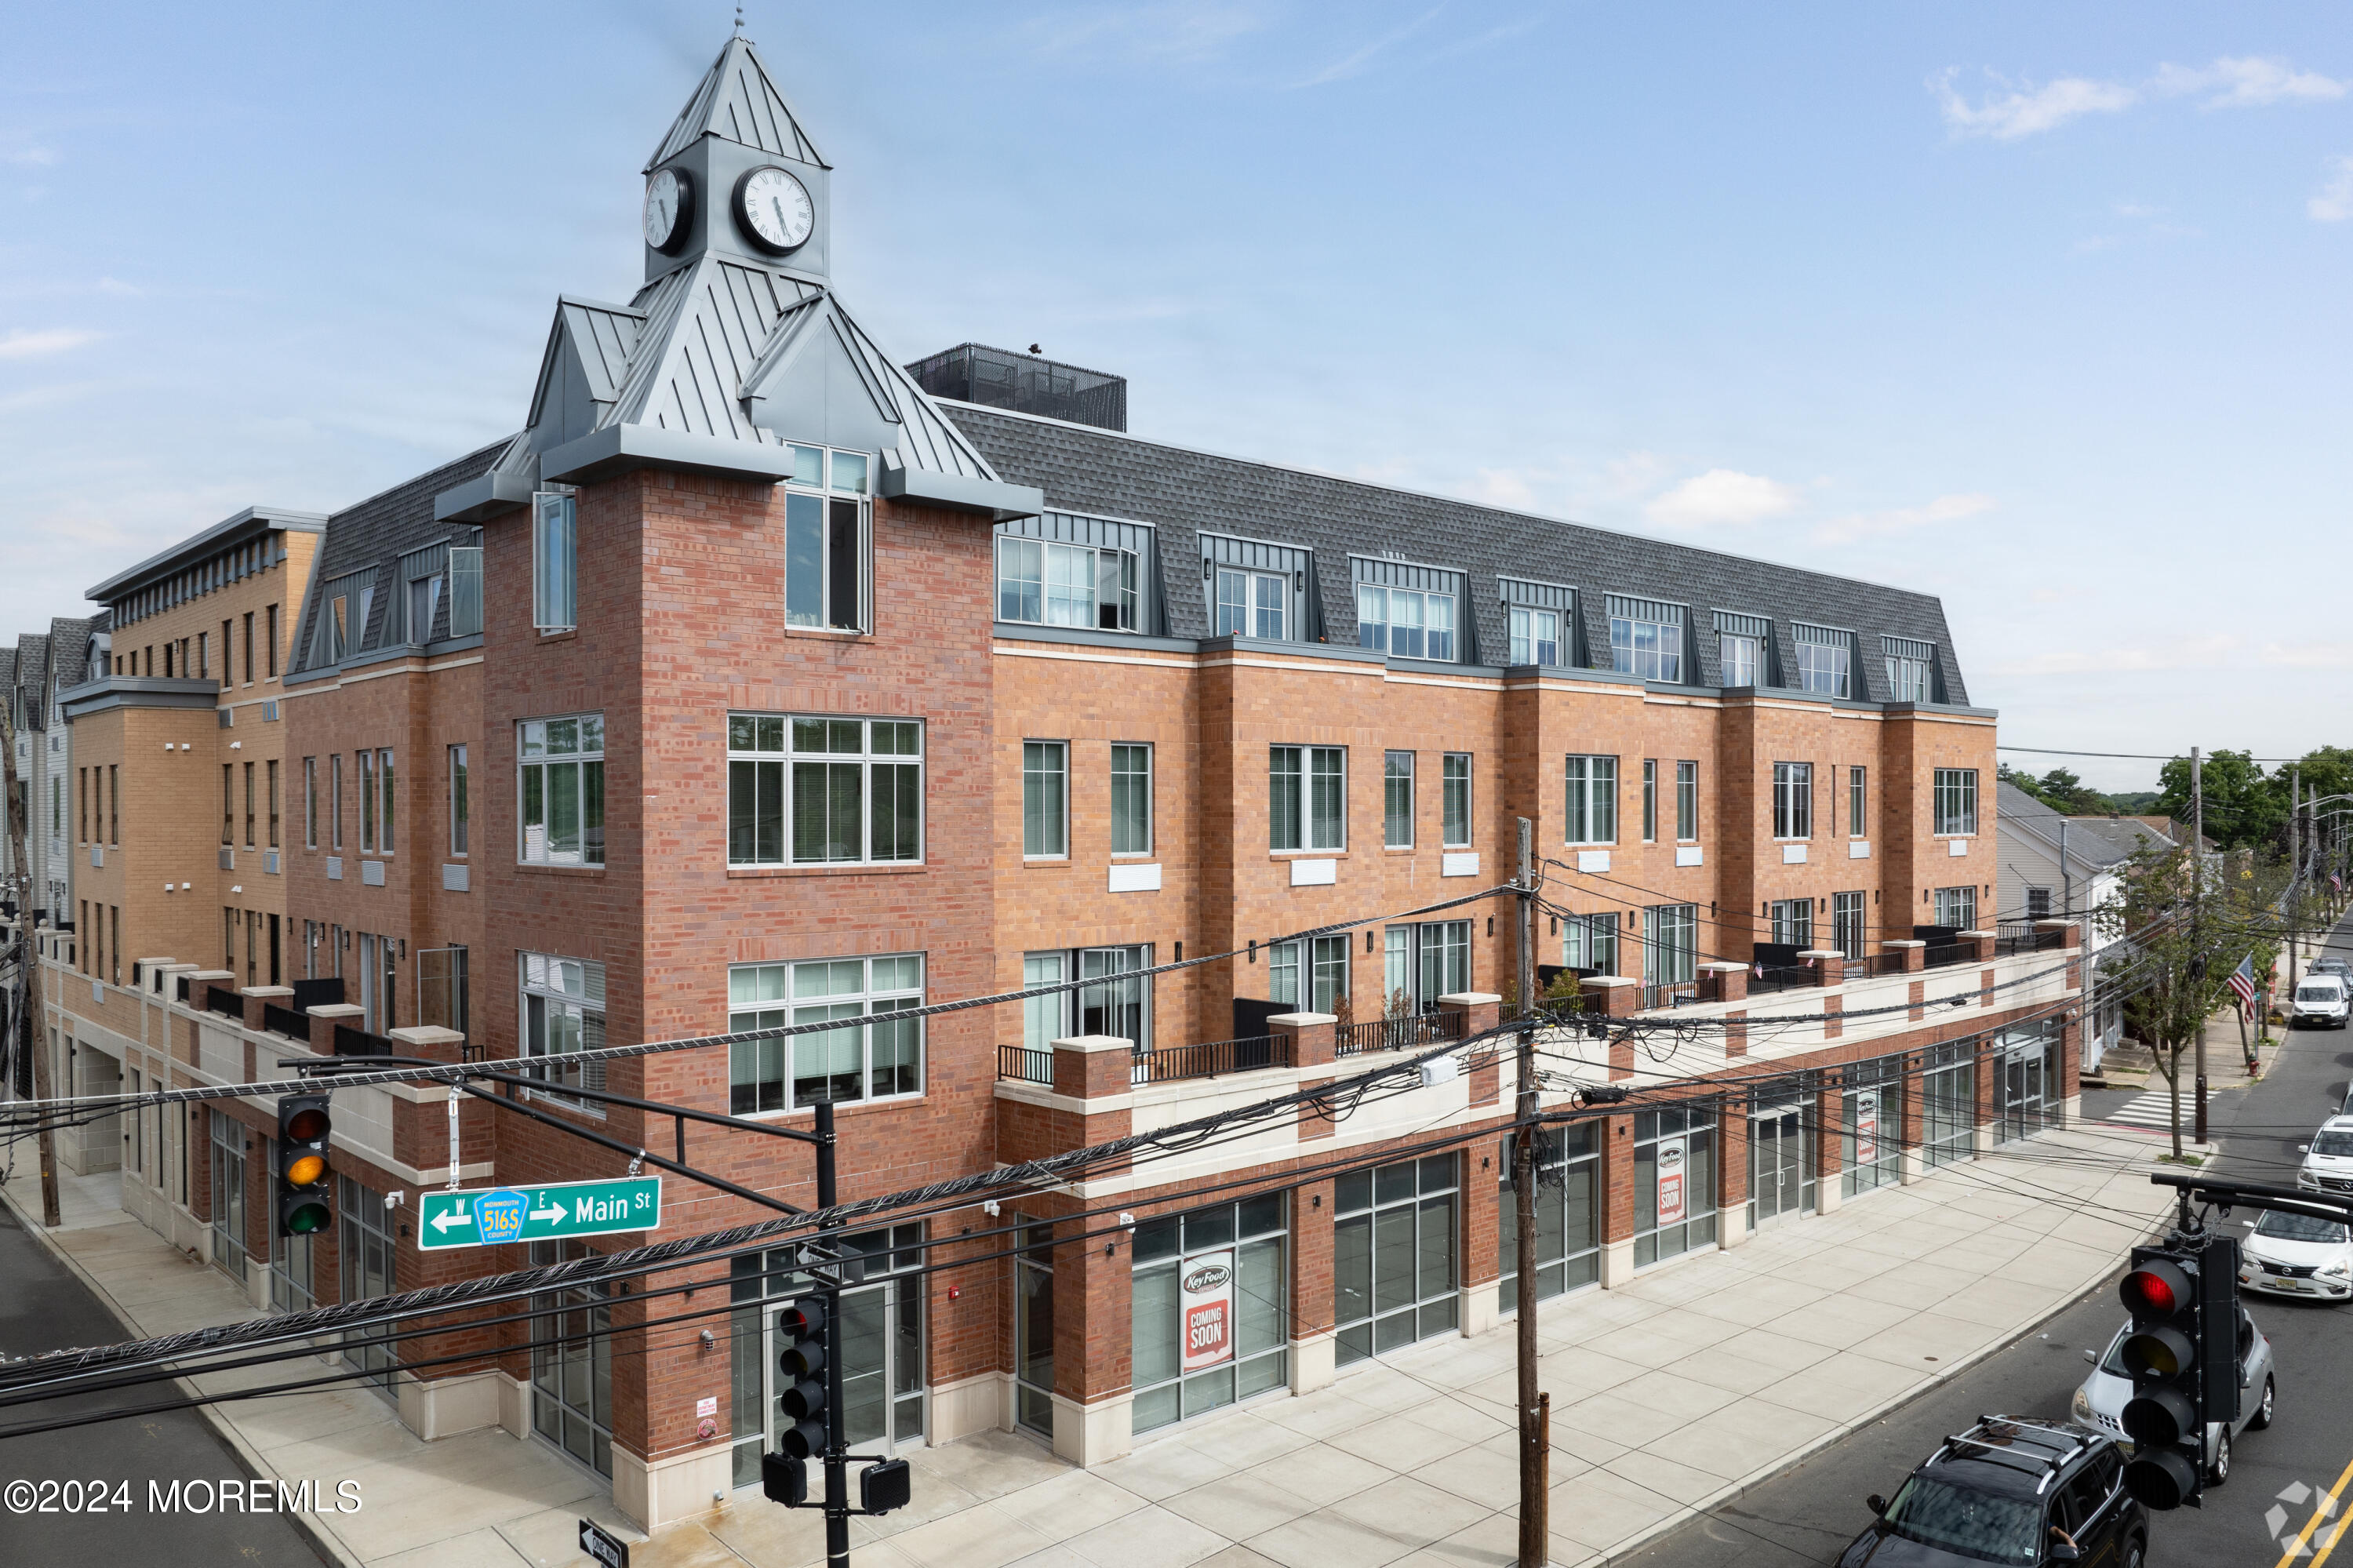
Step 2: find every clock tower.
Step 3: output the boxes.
[638,37,832,286]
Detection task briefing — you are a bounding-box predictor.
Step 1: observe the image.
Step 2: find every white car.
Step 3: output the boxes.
[2293,975,2349,1029]
[2072,1306,2274,1486]
[2298,1118,2353,1197]
[2238,1209,2353,1301]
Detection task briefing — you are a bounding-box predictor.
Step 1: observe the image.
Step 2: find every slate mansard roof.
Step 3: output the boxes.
[947,402,1977,708]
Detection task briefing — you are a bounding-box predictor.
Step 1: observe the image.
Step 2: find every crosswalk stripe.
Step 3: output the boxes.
[2098,1092,2181,1130]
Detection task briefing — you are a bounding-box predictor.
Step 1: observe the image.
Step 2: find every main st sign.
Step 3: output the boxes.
[416,1177,663,1250]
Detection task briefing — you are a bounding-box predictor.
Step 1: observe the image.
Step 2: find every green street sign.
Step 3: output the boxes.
[416,1177,662,1250]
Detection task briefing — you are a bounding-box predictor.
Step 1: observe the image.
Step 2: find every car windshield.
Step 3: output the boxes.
[2299,987,2341,1003]
[1882,1475,2042,1564]
[2258,1210,2352,1243]
[2313,1132,2353,1158]
[2097,1327,2131,1377]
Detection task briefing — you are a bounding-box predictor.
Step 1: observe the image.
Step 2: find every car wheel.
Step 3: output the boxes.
[2251,1377,2275,1430]
[2209,1427,2232,1486]
[2122,1536,2145,1568]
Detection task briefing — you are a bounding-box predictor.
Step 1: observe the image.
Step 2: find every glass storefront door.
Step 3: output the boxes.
[1998,1024,2062,1143]
[1842,1053,1906,1199]
[337,1176,397,1394]
[1748,1096,1813,1228]
[1336,1155,1458,1363]
[1922,1042,1977,1167]
[1498,1123,1599,1314]
[208,1111,248,1282]
[1015,1219,1055,1435]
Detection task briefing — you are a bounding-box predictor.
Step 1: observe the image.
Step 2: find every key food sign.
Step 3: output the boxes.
[1180,1250,1235,1373]
[416,1177,662,1251]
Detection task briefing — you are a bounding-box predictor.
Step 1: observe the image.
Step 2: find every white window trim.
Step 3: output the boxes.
[726,954,926,1119]
[1109,741,1154,858]
[726,715,927,869]
[1023,740,1070,860]
[517,714,606,868]
[1563,754,1617,846]
[1270,744,1347,853]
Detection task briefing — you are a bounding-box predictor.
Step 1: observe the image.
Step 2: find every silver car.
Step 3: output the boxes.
[2071,1305,2275,1485]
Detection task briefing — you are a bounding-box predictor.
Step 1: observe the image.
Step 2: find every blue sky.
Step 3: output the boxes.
[5,2,2348,791]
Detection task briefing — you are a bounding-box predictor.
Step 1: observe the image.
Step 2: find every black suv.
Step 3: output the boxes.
[1837,1417,2147,1567]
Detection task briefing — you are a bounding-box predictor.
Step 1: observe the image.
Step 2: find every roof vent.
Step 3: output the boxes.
[907,344,1127,431]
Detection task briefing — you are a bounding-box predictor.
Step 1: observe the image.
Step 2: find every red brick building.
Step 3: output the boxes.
[39,36,2082,1534]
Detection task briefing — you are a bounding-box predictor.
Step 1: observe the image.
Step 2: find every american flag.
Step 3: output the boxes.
[2334,871,2344,895]
[2227,953,2257,1015]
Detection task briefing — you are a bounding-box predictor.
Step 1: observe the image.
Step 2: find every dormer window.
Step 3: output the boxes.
[1884,636,1937,702]
[783,446,868,632]
[1712,610,1772,688]
[1792,623,1854,699]
[1607,595,1685,682]
[995,511,1150,633]
[1200,533,1310,643]
[1217,567,1287,639]
[1354,558,1463,662]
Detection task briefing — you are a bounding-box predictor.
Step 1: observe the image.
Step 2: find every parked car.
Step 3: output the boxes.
[1838,1417,2145,1567]
[2072,1304,2274,1484]
[2293,974,2349,1029]
[2238,1210,2353,1302]
[2312,956,2351,978]
[2299,1118,2353,1195]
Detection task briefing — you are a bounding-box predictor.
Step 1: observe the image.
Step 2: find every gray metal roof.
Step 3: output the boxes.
[12,635,50,731]
[1998,781,2177,868]
[43,618,93,704]
[947,402,1975,701]
[646,35,827,174]
[83,505,327,604]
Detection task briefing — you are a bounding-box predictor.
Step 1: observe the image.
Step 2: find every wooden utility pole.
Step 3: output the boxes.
[1513,816,1546,1567]
[0,695,63,1227]
[2191,748,2206,1146]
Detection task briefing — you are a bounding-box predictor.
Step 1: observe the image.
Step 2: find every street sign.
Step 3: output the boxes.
[577,1517,629,1568]
[416,1177,662,1250]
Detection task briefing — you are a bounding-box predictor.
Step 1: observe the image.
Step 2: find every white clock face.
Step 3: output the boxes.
[642,168,691,250]
[737,166,815,253]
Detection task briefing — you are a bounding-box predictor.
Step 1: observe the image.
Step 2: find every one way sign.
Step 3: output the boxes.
[578,1517,629,1568]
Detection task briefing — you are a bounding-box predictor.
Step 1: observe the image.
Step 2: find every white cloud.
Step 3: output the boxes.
[1024,5,1267,65]
[0,327,98,359]
[1644,468,1799,529]
[2311,157,2353,223]
[1811,492,1996,545]
[3,147,58,167]
[2152,56,2348,108]
[2257,639,2353,669]
[1931,69,2136,140]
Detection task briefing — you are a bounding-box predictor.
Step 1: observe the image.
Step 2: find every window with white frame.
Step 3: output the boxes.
[448,744,468,857]
[303,757,318,849]
[1442,753,1472,848]
[1502,580,1577,668]
[1021,952,1066,1050]
[1849,766,1867,838]
[1384,751,1414,849]
[1769,898,1812,948]
[2026,886,2053,921]
[1643,904,1697,984]
[522,953,605,1100]
[997,536,1141,631]
[1773,762,1812,839]
[1714,609,1771,687]
[1564,755,1617,845]
[782,445,870,632]
[1355,581,1457,660]
[1563,912,1618,974]
[519,714,606,867]
[1885,636,1936,703]
[1213,567,1288,640]
[729,955,922,1114]
[1271,746,1345,851]
[1641,760,1657,842]
[1793,624,1853,698]
[1675,760,1697,842]
[1507,606,1559,667]
[1933,767,1979,836]
[1022,741,1067,858]
[727,715,922,867]
[1270,936,1351,1013]
[1607,595,1683,682]
[1111,744,1152,855]
[533,492,576,633]
[1934,886,1978,929]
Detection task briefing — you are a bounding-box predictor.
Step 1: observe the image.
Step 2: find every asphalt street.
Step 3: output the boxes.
[0,1198,325,1566]
[1622,913,2353,1568]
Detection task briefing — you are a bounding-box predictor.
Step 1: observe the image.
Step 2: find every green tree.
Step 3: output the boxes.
[2152,749,2284,852]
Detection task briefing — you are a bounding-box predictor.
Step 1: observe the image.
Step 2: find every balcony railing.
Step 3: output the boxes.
[1923,941,1974,970]
[263,1002,309,1040]
[1641,980,1704,1010]
[333,1024,397,1057]
[203,987,245,1020]
[1336,1010,1463,1058]
[1132,1035,1289,1085]
[1843,951,1908,980]
[998,1046,1053,1085]
[1747,965,1815,995]
[1995,923,2063,957]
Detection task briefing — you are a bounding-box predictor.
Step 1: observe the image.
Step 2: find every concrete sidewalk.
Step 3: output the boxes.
[5,1125,2175,1568]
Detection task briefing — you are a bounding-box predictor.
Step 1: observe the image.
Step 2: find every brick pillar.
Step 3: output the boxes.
[189,968,235,1016]
[1699,961,1747,1005]
[1900,1047,1929,1184]
[1973,1041,1998,1160]
[1290,1177,1337,1395]
[1907,980,1926,1023]
[1051,1210,1133,1467]
[1723,1007,1748,1059]
[307,1002,363,1057]
[1438,992,1503,1109]
[386,1024,466,1065]
[2059,1011,2082,1124]
[239,984,290,1031]
[1580,976,1638,1017]
[1271,1013,1337,1141]
[2035,919,2082,951]
[1886,939,1926,973]
[1958,930,1997,964]
[1600,1111,1636,1286]
[1814,1079,1845,1214]
[1718,1101,1750,1248]
[1459,1145,1501,1337]
[1801,949,1843,988]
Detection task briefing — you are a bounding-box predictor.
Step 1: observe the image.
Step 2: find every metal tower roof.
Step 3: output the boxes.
[646,36,827,173]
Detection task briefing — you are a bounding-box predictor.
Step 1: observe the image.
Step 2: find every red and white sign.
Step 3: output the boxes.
[1180,1249,1235,1373]
[1655,1137,1687,1227]
[1853,1091,1880,1166]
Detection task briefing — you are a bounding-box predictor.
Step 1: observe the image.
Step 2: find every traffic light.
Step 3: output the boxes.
[2117,1246,2205,1510]
[274,1094,334,1238]
[776,1296,829,1462]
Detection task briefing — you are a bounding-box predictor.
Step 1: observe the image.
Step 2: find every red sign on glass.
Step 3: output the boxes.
[1180,1250,1235,1373]
[1656,1137,1687,1227]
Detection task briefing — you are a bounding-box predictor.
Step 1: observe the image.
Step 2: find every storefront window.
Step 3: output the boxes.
[1998,1021,2064,1143]
[1132,1195,1288,1435]
[1922,1041,1976,1168]
[1747,1079,1816,1230]
[1498,1123,1599,1314]
[1634,1105,1717,1266]
[1336,1155,1459,1363]
[1842,1053,1906,1199]
[529,1238,614,1479]
[1015,1218,1055,1435]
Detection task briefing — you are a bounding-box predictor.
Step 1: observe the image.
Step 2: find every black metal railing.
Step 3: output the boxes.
[1639,980,1702,1010]
[1843,951,1908,980]
[292,976,347,1011]
[176,975,191,1003]
[203,986,245,1020]
[1336,1010,1463,1058]
[998,1046,1054,1085]
[264,1002,310,1040]
[333,1024,396,1057]
[1994,922,2064,956]
[1748,965,1815,995]
[1131,1035,1290,1085]
[1924,941,1974,970]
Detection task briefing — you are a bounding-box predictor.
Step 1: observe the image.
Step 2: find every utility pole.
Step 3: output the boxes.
[2192,748,2206,1147]
[815,1097,848,1568]
[1513,816,1545,1568]
[2289,766,2302,1003]
[0,694,62,1228]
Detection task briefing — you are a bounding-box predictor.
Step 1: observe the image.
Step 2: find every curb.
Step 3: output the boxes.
[0,1185,369,1568]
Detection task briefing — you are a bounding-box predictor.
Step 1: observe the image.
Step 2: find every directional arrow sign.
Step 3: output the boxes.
[414,1177,662,1251]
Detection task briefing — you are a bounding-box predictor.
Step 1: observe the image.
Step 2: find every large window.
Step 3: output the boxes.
[1500,1124,1599,1313]
[338,1177,397,1392]
[1384,751,1415,849]
[1794,624,1852,698]
[1885,636,1937,702]
[1111,744,1152,855]
[1563,912,1619,974]
[1357,584,1457,660]
[1719,633,1761,687]
[533,491,576,633]
[728,715,922,868]
[728,955,923,1115]
[1934,886,1979,929]
[1132,1195,1288,1434]
[1269,935,1351,1014]
[1335,1155,1458,1363]
[1644,904,1697,985]
[529,1238,614,1479]
[356,752,376,852]
[1021,740,1067,858]
[1675,760,1697,842]
[1507,606,1560,667]
[1769,898,1812,948]
[448,545,483,637]
[1442,753,1471,848]
[1923,1041,1975,1167]
[784,446,869,632]
[1773,762,1813,839]
[1564,755,1617,845]
[1933,768,1979,835]
[1842,1053,1906,1199]
[997,537,1140,631]
[520,715,605,867]
[1384,920,1470,1012]
[1834,890,1867,959]
[521,953,606,1099]
[1608,595,1683,682]
[1635,1104,1717,1266]
[1214,567,1289,641]
[1270,745,1345,851]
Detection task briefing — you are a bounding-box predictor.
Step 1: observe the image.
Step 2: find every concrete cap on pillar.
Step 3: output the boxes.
[1265,1013,1337,1028]
[1050,1035,1136,1053]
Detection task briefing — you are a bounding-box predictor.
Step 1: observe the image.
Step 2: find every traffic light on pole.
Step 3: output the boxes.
[2117,1246,2204,1510]
[274,1094,334,1238]
[762,1295,829,1507]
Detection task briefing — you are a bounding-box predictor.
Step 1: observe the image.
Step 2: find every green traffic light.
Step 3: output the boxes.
[285,1201,332,1235]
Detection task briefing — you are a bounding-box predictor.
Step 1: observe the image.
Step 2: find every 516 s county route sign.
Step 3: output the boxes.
[416,1177,662,1250]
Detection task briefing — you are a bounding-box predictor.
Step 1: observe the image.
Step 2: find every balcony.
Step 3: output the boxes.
[1336,1010,1462,1058]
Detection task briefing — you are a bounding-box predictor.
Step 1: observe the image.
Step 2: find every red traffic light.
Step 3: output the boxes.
[780,1297,826,1338]
[285,1107,329,1144]
[2119,1258,2191,1318]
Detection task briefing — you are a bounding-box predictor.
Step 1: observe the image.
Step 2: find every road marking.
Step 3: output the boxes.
[2097,1091,2183,1130]
[2278,1455,2353,1568]
[2315,1503,2353,1568]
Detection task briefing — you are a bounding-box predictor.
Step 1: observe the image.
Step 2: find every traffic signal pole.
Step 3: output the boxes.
[1513,817,1545,1568]
[816,1097,849,1568]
